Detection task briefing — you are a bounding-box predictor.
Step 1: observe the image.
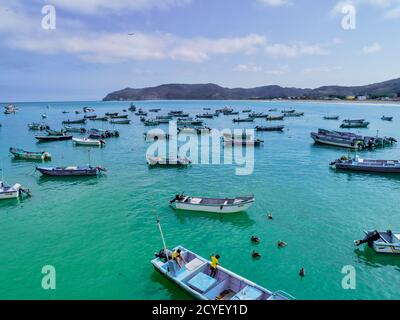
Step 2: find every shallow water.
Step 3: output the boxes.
[0,100,399,300]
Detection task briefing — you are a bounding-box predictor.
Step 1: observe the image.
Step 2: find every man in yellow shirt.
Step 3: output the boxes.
[172,249,186,268]
[210,254,220,278]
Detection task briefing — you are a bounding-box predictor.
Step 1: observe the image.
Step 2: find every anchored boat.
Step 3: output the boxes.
[36,165,106,177]
[35,134,73,142]
[355,230,400,254]
[28,123,50,131]
[151,244,294,300]
[340,121,369,128]
[255,125,284,132]
[0,181,31,200]
[72,137,106,147]
[330,156,400,173]
[147,156,191,167]
[323,115,340,120]
[170,194,255,213]
[266,115,285,121]
[9,147,51,161]
[64,126,86,133]
[232,117,254,123]
[381,116,393,121]
[62,119,87,125]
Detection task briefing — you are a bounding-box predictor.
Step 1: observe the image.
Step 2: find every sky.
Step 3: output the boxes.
[0,0,400,101]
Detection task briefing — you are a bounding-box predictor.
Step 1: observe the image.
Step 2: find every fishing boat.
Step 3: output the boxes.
[110,119,131,124]
[147,156,192,167]
[35,134,73,142]
[90,116,109,122]
[4,104,18,114]
[88,129,119,139]
[281,109,295,114]
[330,156,400,173]
[224,136,263,146]
[9,147,51,161]
[196,113,214,119]
[72,137,106,147]
[135,110,148,116]
[36,165,106,177]
[343,119,365,124]
[381,116,393,121]
[283,112,304,117]
[178,126,211,134]
[62,119,87,125]
[232,118,254,123]
[83,107,95,113]
[28,123,50,131]
[255,125,284,132]
[64,126,86,133]
[144,119,160,126]
[151,244,294,300]
[223,111,239,115]
[128,105,137,112]
[249,112,268,119]
[243,109,252,113]
[340,121,369,129]
[266,115,285,121]
[42,114,47,119]
[311,129,364,149]
[170,194,255,213]
[203,107,211,111]
[0,181,31,200]
[323,115,340,120]
[157,116,173,120]
[62,111,69,114]
[144,132,170,141]
[105,112,118,117]
[110,114,129,119]
[178,120,204,126]
[150,108,161,112]
[354,230,400,254]
[268,108,278,112]
[46,129,65,136]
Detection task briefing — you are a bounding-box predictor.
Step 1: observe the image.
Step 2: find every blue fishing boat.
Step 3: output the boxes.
[36,165,106,177]
[330,156,400,173]
[355,230,400,254]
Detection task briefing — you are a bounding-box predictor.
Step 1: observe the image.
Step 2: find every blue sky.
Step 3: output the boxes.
[1,0,400,101]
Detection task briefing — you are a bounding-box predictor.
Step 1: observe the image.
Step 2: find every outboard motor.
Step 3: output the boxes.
[155,249,172,262]
[354,230,381,248]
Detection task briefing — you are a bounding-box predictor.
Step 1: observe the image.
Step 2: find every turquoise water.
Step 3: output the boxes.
[0,100,399,300]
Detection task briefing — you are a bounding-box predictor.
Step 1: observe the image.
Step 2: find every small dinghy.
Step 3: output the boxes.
[330,156,400,173]
[147,156,191,167]
[340,121,369,128]
[354,230,400,254]
[72,137,106,147]
[381,116,393,121]
[151,244,294,300]
[196,113,214,119]
[224,137,263,146]
[0,181,31,200]
[149,108,161,112]
[105,112,118,117]
[110,114,129,119]
[36,165,106,177]
[170,194,255,213]
[62,119,87,125]
[283,112,304,117]
[255,125,284,132]
[249,112,268,118]
[28,123,50,131]
[10,147,51,161]
[144,119,160,126]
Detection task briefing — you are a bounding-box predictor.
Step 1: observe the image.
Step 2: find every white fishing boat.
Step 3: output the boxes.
[355,230,400,254]
[151,244,294,300]
[0,181,30,200]
[72,137,105,147]
[147,156,191,167]
[170,194,255,213]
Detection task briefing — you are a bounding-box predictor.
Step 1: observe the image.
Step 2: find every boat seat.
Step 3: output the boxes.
[231,286,263,300]
[187,272,217,293]
[185,258,204,272]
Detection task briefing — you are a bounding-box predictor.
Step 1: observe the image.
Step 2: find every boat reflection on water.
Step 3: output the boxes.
[354,248,400,270]
[149,272,192,300]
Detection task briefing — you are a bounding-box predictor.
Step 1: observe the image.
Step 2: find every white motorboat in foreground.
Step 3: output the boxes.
[72,137,105,147]
[355,230,400,254]
[170,194,255,213]
[152,245,294,300]
[0,181,30,200]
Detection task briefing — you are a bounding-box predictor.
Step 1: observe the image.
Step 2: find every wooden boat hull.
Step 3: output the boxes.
[334,159,400,173]
[62,119,87,125]
[311,133,361,149]
[256,126,284,132]
[340,122,369,129]
[72,138,105,147]
[10,148,51,161]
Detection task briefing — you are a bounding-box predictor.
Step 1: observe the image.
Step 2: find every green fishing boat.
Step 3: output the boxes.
[9,147,51,161]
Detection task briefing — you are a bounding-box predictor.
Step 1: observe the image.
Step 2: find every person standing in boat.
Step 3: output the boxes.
[172,249,186,268]
[210,254,220,278]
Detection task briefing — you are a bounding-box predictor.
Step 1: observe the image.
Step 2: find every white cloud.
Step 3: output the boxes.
[257,0,291,7]
[33,0,193,14]
[234,63,263,72]
[265,42,328,58]
[362,42,382,54]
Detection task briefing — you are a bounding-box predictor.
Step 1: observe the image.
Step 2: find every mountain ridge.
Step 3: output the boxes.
[103,78,400,101]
